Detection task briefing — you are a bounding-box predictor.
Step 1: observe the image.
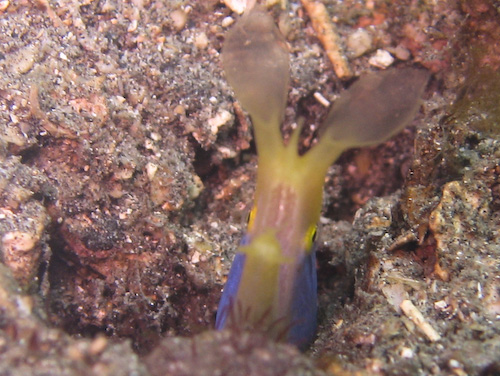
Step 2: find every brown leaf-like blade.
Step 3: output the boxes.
[222,7,290,126]
[321,68,430,148]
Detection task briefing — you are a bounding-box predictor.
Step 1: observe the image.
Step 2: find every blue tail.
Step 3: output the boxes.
[288,250,317,350]
[215,241,317,349]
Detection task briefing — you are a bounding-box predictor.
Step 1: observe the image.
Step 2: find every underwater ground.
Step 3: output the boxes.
[0,0,499,375]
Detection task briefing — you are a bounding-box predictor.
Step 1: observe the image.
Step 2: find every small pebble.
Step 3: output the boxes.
[10,44,38,75]
[194,32,209,49]
[346,28,373,58]
[369,49,394,68]
[400,347,414,359]
[174,104,186,116]
[146,162,158,181]
[150,132,161,141]
[59,52,69,61]
[128,19,138,33]
[191,251,200,264]
[434,300,448,310]
[221,16,234,28]
[393,45,411,60]
[224,0,246,14]
[88,336,108,356]
[170,9,187,31]
[0,0,9,12]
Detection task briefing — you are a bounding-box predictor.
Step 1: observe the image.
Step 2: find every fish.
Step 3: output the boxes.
[215,5,429,349]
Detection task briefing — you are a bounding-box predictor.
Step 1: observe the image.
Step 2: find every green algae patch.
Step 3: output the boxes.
[451,61,500,136]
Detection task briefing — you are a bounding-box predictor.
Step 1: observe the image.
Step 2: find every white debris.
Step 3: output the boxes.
[208,110,233,134]
[313,92,330,107]
[400,299,441,342]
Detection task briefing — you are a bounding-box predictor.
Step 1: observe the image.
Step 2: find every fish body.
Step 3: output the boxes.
[216,216,318,348]
[215,6,429,349]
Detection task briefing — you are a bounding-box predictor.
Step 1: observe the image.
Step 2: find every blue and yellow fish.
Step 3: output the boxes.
[215,6,429,349]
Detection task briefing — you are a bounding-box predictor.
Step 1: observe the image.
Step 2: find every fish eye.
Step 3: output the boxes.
[311,227,318,243]
[304,224,318,251]
[247,206,257,230]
